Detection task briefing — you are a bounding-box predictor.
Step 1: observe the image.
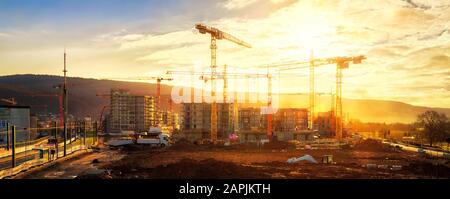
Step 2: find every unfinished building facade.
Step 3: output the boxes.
[181,103,232,140]
[273,108,308,132]
[109,89,156,134]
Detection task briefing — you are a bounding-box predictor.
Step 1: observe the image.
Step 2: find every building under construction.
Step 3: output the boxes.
[181,102,315,142]
[160,109,181,132]
[273,108,308,132]
[316,111,335,136]
[108,89,157,134]
[181,103,232,140]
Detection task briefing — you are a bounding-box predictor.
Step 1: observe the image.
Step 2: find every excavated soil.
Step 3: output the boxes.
[353,139,399,153]
[72,140,450,179]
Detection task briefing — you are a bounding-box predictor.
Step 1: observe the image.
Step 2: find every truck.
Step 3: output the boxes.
[107,138,134,147]
[136,127,170,147]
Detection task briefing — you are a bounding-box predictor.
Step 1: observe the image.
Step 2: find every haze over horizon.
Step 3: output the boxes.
[0,0,449,108]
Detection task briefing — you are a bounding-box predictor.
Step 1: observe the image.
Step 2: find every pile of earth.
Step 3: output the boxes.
[353,139,397,152]
[404,162,450,178]
[146,158,270,178]
[226,141,296,151]
[169,138,198,150]
[262,140,296,150]
[76,169,112,179]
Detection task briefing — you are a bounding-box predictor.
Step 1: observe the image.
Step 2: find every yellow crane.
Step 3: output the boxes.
[168,70,306,140]
[201,71,272,139]
[265,55,366,140]
[194,23,251,142]
[168,54,365,141]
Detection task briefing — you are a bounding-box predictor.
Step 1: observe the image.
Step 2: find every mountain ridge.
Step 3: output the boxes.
[1,74,448,123]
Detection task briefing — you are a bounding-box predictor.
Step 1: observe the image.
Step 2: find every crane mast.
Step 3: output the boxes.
[267,75,273,140]
[210,36,218,142]
[169,52,365,141]
[267,55,366,140]
[309,51,315,130]
[195,23,251,143]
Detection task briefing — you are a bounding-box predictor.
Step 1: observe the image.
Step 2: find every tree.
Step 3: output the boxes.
[415,111,449,147]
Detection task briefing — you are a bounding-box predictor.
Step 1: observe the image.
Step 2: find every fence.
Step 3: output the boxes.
[0,121,99,178]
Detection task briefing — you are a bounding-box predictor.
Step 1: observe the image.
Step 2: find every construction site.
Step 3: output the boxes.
[2,23,448,180]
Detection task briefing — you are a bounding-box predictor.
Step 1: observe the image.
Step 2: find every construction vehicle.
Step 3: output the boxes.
[194,23,251,143]
[106,127,170,147]
[136,127,170,147]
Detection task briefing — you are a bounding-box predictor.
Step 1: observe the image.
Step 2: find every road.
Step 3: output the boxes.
[18,148,122,179]
[382,141,449,157]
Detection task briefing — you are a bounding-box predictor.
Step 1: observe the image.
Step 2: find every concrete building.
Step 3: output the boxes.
[0,105,31,143]
[238,108,266,131]
[109,89,157,134]
[161,110,181,132]
[315,111,335,137]
[181,103,232,140]
[180,103,312,142]
[273,108,308,132]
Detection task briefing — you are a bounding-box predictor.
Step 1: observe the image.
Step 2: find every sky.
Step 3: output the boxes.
[0,0,449,108]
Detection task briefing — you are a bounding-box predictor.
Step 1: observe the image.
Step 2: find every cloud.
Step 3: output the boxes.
[401,0,431,10]
[222,0,260,10]
[1,0,450,107]
[0,32,12,37]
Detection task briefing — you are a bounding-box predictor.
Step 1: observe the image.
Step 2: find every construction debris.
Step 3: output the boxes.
[391,165,402,171]
[365,164,377,169]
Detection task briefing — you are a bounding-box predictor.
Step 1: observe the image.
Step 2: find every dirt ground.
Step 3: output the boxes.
[18,148,123,179]
[17,139,450,179]
[90,139,450,179]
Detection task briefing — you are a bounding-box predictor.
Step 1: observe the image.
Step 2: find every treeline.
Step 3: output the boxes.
[348,120,412,132]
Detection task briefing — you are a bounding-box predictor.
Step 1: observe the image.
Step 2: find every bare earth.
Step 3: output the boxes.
[18,140,450,179]
[19,149,123,179]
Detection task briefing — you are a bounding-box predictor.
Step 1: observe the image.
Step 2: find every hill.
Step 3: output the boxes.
[0,74,449,123]
[278,94,450,123]
[0,74,172,119]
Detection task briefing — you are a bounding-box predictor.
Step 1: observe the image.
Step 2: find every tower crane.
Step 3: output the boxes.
[0,98,17,105]
[167,52,365,141]
[269,55,366,140]
[194,23,251,142]
[154,77,174,119]
[95,93,111,133]
[168,70,306,140]
[283,91,335,132]
[201,72,273,139]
